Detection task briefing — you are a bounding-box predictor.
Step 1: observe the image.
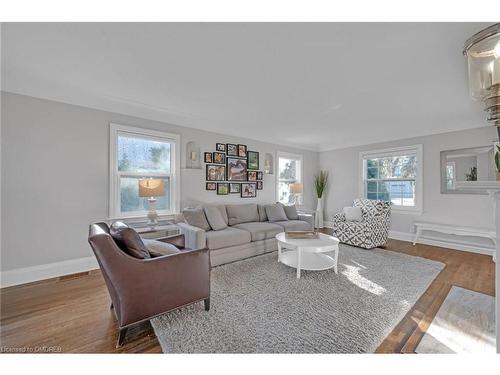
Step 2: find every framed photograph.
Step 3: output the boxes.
[247,171,257,181]
[206,164,226,181]
[241,183,257,198]
[217,182,229,195]
[257,171,263,180]
[213,152,226,164]
[226,157,247,181]
[216,143,226,152]
[238,144,247,158]
[256,181,263,190]
[206,182,217,191]
[247,151,259,170]
[204,152,213,163]
[229,183,241,194]
[226,143,238,156]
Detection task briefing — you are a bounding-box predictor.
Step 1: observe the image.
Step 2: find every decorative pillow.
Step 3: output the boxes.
[281,204,299,220]
[142,239,180,257]
[343,206,363,222]
[109,221,151,259]
[257,204,268,222]
[204,205,228,231]
[265,204,288,222]
[182,207,211,231]
[226,204,259,225]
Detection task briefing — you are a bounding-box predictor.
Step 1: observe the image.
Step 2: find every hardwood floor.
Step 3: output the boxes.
[0,238,494,353]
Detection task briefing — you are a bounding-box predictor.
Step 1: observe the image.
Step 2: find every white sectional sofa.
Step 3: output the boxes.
[178,203,314,266]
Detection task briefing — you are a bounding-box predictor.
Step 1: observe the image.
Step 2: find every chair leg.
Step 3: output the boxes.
[204,297,210,311]
[116,327,128,348]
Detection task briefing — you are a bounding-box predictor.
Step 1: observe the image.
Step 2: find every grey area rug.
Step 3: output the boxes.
[415,286,495,353]
[151,244,444,353]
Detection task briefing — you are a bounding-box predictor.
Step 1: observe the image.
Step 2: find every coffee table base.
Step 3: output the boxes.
[279,250,338,279]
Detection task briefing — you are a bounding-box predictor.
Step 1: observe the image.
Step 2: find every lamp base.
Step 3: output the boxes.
[147,197,159,230]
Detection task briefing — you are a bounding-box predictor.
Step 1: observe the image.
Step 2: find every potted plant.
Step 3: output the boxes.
[495,142,500,181]
[314,171,328,228]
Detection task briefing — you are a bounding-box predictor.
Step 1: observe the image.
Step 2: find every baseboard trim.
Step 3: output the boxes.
[323,221,494,257]
[1,256,99,288]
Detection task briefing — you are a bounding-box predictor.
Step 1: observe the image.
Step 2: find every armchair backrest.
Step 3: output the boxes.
[353,199,391,221]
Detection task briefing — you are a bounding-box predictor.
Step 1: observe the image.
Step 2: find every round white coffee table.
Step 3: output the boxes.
[275,232,340,279]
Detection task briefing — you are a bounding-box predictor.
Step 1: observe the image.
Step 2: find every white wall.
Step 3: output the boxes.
[1,92,319,273]
[319,126,496,251]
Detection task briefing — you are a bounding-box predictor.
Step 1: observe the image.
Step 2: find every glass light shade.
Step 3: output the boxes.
[463,23,500,127]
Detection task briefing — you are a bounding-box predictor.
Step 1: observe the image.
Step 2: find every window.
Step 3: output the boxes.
[445,161,456,190]
[359,145,423,213]
[277,152,302,204]
[109,124,180,219]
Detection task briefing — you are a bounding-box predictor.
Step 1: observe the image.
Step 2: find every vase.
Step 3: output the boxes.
[497,172,500,181]
[316,197,324,229]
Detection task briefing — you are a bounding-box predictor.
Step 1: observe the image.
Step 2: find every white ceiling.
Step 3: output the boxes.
[1,23,492,151]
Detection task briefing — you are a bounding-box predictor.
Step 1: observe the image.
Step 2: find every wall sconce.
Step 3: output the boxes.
[463,23,500,134]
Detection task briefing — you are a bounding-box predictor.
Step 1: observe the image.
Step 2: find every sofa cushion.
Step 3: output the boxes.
[205,227,251,250]
[282,204,299,220]
[204,205,228,231]
[226,204,259,225]
[109,221,151,259]
[204,204,228,225]
[143,239,181,257]
[182,207,211,231]
[265,204,288,222]
[233,222,283,241]
[257,204,268,222]
[274,220,312,231]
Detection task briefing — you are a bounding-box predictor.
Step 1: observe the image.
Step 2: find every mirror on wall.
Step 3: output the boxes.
[440,145,496,194]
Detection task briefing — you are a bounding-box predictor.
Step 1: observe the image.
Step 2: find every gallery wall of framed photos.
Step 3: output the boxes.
[204,142,263,198]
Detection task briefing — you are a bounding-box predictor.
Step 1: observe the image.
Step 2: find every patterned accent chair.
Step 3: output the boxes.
[330,199,391,249]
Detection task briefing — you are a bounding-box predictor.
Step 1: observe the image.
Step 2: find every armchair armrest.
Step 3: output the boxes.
[155,234,185,249]
[108,247,210,327]
[298,214,314,229]
[177,222,207,250]
[331,212,346,225]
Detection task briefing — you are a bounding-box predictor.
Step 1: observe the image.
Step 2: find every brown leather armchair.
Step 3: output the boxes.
[88,222,210,347]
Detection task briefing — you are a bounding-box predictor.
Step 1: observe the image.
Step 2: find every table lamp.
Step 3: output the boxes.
[289,183,303,206]
[138,178,165,229]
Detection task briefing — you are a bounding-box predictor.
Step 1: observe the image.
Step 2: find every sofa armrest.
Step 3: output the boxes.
[177,222,207,250]
[298,214,314,229]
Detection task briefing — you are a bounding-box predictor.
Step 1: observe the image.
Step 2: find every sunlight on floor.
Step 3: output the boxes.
[341,264,386,295]
[422,322,496,353]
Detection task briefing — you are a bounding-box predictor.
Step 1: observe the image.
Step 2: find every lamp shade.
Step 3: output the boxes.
[290,183,303,194]
[138,179,165,198]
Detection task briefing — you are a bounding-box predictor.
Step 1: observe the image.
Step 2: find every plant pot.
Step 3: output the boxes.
[496,172,500,181]
[316,197,324,229]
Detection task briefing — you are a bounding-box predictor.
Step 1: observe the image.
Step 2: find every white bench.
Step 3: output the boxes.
[413,221,496,252]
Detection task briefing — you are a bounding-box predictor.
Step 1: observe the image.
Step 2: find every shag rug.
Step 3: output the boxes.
[151,244,444,353]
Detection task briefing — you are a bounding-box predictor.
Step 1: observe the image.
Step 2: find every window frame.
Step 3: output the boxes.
[358,144,423,214]
[276,151,303,204]
[109,123,181,220]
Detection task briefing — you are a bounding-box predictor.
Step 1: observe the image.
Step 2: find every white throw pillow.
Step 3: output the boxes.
[343,207,363,222]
